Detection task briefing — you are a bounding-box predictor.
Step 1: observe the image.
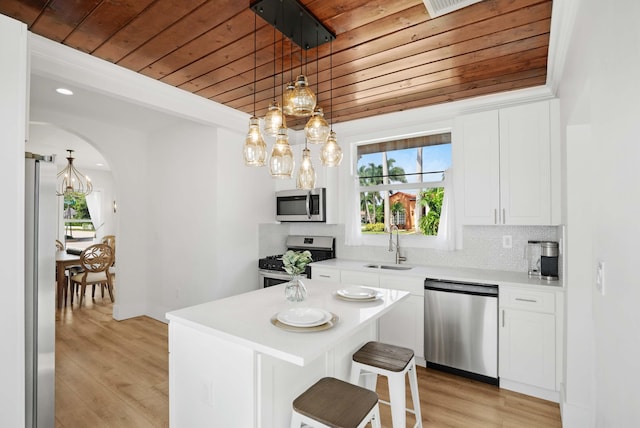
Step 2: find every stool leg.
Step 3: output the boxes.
[408,363,423,427]
[388,373,407,428]
[350,362,362,386]
[290,411,302,428]
[371,403,382,428]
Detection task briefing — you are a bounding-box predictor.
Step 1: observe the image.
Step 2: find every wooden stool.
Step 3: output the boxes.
[350,341,423,428]
[291,377,381,428]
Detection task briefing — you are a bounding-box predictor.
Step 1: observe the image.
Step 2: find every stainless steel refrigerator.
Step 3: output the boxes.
[25,153,56,427]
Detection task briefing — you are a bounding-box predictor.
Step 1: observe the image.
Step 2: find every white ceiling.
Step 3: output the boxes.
[27,73,187,171]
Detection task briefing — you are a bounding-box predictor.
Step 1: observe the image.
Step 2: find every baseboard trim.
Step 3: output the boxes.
[500,378,560,403]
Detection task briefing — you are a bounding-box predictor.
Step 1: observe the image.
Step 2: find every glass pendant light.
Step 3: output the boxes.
[320,130,343,167]
[244,116,267,166]
[290,74,316,117]
[243,13,266,166]
[56,149,93,196]
[305,41,329,144]
[321,40,343,167]
[304,107,330,143]
[297,144,316,189]
[269,126,294,178]
[263,27,285,136]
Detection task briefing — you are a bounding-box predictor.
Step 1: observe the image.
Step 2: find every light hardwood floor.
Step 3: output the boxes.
[55,296,561,428]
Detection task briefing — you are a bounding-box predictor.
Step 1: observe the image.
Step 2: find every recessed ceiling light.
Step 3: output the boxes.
[96,163,104,167]
[56,88,73,96]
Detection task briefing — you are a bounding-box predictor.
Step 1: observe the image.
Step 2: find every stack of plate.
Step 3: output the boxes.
[272,307,337,332]
[335,286,382,302]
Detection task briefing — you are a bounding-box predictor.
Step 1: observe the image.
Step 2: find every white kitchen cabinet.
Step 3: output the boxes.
[340,270,380,287]
[499,286,558,401]
[334,269,425,364]
[378,275,424,363]
[310,266,340,282]
[454,100,555,225]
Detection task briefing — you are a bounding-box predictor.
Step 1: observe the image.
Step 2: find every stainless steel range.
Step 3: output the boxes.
[258,235,335,288]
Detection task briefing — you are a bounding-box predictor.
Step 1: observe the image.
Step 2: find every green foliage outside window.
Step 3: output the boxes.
[418,188,444,236]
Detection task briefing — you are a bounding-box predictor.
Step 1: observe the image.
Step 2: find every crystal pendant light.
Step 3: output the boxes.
[243,13,266,166]
[305,107,330,144]
[56,149,93,196]
[290,74,316,117]
[296,145,316,189]
[269,126,294,178]
[320,130,343,167]
[244,116,267,166]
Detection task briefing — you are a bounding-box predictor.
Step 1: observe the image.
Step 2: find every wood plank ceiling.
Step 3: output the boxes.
[0,0,551,129]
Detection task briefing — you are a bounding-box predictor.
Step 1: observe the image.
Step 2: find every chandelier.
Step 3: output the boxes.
[244,0,342,183]
[56,149,93,196]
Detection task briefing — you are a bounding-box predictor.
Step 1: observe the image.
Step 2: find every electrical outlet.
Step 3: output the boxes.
[596,261,605,296]
[502,235,512,249]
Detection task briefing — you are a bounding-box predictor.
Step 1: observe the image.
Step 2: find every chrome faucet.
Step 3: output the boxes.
[388,224,407,264]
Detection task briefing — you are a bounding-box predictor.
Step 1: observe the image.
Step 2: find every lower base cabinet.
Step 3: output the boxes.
[498,286,561,402]
[313,268,425,364]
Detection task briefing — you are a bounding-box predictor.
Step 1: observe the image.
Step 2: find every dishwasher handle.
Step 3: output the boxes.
[424,278,498,297]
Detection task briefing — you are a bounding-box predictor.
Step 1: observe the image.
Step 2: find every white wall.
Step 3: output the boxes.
[0,14,27,428]
[558,0,640,425]
[144,123,273,320]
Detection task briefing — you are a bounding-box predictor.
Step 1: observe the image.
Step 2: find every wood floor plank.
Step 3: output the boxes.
[55,294,561,428]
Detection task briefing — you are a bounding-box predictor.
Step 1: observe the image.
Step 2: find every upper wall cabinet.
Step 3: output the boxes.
[454,100,559,226]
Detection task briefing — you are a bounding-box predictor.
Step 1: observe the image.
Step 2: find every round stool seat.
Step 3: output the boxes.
[352,341,414,372]
[292,377,380,428]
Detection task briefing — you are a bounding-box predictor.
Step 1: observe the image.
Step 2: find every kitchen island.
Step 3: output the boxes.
[166,279,409,427]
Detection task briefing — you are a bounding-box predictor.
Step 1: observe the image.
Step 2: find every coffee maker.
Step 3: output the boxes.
[527,240,559,281]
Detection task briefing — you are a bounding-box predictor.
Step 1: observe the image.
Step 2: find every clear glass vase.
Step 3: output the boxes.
[284,275,307,302]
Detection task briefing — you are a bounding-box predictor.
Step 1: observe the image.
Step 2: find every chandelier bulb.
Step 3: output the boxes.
[320,131,343,167]
[269,126,295,178]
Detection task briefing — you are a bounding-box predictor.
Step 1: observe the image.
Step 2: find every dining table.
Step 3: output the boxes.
[55,250,81,308]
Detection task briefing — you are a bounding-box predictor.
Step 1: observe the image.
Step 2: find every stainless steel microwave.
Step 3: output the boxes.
[276,188,326,222]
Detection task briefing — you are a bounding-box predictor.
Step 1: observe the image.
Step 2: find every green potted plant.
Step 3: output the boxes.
[280,250,313,302]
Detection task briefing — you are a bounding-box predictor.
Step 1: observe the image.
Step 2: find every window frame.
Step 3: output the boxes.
[351,130,453,250]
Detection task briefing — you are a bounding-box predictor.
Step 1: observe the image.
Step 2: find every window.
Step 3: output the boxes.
[355,133,452,242]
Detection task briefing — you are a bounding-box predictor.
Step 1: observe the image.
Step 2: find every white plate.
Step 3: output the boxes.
[277,308,331,327]
[336,286,377,300]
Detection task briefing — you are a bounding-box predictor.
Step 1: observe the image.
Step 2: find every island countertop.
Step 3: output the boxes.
[166,279,410,367]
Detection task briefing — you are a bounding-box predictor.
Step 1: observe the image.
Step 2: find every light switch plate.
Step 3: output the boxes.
[596,261,605,295]
[502,235,512,249]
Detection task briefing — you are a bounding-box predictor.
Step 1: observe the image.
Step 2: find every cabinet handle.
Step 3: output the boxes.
[502,208,506,224]
[515,297,537,303]
[501,309,505,327]
[494,209,497,225]
[319,275,331,278]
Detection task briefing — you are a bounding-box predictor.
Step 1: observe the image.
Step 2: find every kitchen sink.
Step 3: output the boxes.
[364,264,413,271]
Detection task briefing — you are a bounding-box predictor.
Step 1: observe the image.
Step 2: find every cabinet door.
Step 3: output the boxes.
[378,295,424,360]
[499,308,555,390]
[499,101,551,225]
[454,110,501,225]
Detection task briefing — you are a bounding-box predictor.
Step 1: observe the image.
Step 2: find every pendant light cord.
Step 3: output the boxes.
[329,39,333,130]
[253,12,257,117]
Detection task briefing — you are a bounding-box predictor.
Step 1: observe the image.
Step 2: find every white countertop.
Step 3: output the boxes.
[311,259,564,291]
[165,279,409,366]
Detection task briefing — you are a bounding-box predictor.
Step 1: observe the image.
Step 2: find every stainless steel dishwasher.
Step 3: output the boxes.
[424,278,499,385]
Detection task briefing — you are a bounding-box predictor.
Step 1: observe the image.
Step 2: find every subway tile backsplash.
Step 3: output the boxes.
[259,223,563,275]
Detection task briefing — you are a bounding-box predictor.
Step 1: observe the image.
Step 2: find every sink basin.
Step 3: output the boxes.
[364,264,413,271]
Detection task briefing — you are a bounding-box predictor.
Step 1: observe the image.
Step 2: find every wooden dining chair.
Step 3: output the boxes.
[70,243,114,307]
[98,235,116,297]
[55,239,64,250]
